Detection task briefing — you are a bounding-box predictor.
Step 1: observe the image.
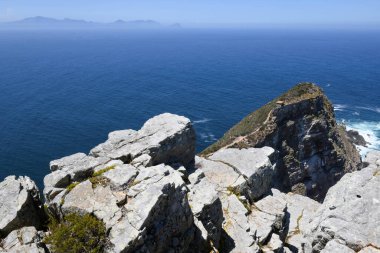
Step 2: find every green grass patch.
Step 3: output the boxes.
[66,182,79,193]
[92,165,116,177]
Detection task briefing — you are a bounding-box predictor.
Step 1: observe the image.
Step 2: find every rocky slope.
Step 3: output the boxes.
[0,84,378,253]
[201,83,361,201]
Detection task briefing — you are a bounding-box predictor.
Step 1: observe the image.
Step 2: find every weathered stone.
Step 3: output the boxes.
[363,150,380,167]
[195,156,240,191]
[44,153,110,201]
[358,246,380,253]
[0,176,45,237]
[308,152,380,252]
[108,164,194,253]
[106,217,140,253]
[269,189,320,251]
[209,147,275,201]
[0,227,45,253]
[261,233,283,252]
[0,244,45,253]
[90,113,196,168]
[320,240,355,253]
[89,129,138,158]
[188,169,223,251]
[219,194,258,252]
[61,180,121,229]
[249,193,287,244]
[102,164,138,190]
[130,154,153,168]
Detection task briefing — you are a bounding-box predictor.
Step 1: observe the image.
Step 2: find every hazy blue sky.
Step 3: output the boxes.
[1,0,380,27]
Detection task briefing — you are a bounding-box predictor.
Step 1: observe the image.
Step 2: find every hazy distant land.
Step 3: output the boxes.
[0,16,181,29]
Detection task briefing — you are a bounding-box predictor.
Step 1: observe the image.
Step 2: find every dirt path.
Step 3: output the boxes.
[221,110,274,150]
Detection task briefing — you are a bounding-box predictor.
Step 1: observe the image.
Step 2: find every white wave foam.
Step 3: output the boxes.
[199,132,217,143]
[193,118,212,124]
[334,104,348,112]
[345,121,380,157]
[356,106,380,114]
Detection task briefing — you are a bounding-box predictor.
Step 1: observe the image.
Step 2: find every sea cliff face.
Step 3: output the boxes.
[202,83,361,201]
[1,83,378,253]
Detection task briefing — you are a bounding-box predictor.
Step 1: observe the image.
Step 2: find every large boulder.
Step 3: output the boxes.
[108,164,194,253]
[0,176,45,237]
[90,113,196,168]
[307,150,380,252]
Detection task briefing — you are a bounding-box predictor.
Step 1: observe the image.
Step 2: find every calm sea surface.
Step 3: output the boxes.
[0,29,379,188]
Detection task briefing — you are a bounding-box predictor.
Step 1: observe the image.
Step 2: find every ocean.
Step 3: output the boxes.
[0,29,379,188]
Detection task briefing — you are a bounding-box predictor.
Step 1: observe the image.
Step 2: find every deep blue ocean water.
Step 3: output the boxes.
[0,29,379,188]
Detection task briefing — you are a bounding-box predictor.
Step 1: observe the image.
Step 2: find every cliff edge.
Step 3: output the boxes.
[201,83,361,201]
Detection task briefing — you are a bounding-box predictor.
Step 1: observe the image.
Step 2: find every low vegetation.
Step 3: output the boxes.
[89,165,115,188]
[92,165,116,177]
[44,213,107,253]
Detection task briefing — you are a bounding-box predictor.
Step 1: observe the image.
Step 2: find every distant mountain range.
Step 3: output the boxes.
[0,16,181,29]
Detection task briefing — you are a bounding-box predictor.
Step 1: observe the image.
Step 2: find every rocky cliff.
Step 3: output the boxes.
[1,84,378,253]
[201,83,361,201]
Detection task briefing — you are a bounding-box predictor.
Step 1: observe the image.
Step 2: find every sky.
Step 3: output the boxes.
[1,0,380,28]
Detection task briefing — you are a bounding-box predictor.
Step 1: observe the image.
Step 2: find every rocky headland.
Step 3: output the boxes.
[0,83,379,253]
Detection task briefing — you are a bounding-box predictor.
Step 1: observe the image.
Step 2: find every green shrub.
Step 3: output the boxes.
[44,213,107,253]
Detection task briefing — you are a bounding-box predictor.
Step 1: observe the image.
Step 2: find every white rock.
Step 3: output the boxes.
[358,246,380,253]
[321,240,355,253]
[61,180,121,228]
[91,113,196,168]
[261,233,283,252]
[0,176,44,237]
[188,169,223,250]
[108,164,194,253]
[209,147,275,201]
[220,194,257,252]
[271,189,320,250]
[249,193,287,244]
[308,160,380,252]
[44,153,110,200]
[0,227,44,253]
[195,156,240,191]
[102,164,138,190]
